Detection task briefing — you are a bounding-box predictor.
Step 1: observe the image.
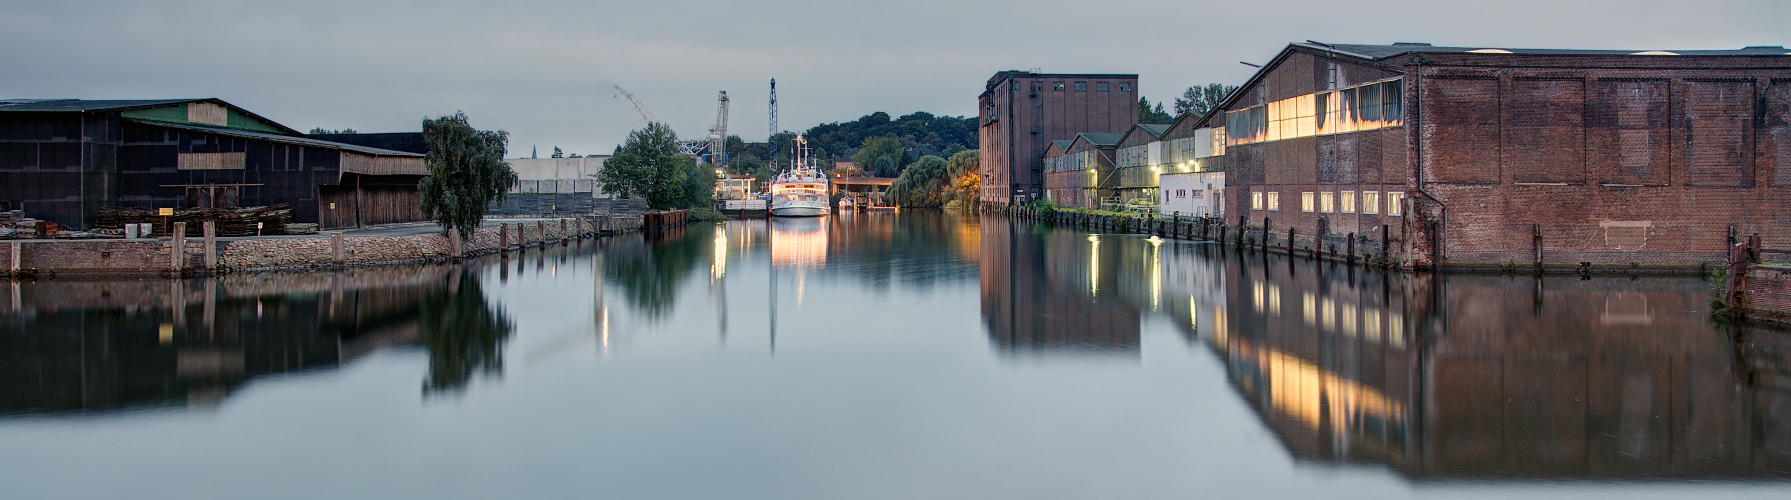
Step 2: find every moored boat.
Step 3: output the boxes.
[769,135,830,217]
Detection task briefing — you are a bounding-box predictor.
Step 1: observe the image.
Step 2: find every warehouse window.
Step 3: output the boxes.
[1319,191,1334,213]
[1251,191,1263,210]
[1012,81,1020,91]
[1386,191,1405,216]
[1074,82,1087,92]
[1118,82,1132,92]
[1340,191,1355,213]
[1267,192,1280,211]
[1362,191,1379,214]
[1054,82,1066,91]
[1097,82,1109,92]
[1301,192,1315,212]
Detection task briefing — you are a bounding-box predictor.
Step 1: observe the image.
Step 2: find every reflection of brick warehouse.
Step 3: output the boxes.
[1218,264,1791,478]
[980,216,1139,353]
[1185,43,1791,269]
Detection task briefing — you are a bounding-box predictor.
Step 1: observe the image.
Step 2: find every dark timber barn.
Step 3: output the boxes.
[0,99,426,230]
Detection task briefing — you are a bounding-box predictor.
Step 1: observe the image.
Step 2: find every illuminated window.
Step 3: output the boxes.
[1097,82,1109,92]
[1267,192,1279,211]
[1054,82,1065,91]
[1210,127,1226,156]
[1301,192,1314,212]
[1302,293,1317,325]
[1251,191,1263,210]
[1362,191,1379,214]
[1387,192,1405,216]
[1319,191,1334,213]
[1340,191,1355,213]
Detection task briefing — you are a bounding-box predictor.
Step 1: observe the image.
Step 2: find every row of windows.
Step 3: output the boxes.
[1249,190,1404,216]
[1227,79,1404,146]
[1044,151,1094,173]
[1250,282,1408,348]
[1014,80,1133,93]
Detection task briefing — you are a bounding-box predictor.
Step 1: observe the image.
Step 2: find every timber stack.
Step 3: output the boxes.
[95,205,293,237]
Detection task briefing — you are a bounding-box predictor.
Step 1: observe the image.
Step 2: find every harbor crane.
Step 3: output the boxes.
[708,91,729,167]
[612,85,657,124]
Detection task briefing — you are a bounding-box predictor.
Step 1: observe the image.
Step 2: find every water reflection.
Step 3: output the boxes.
[980,216,1791,478]
[1222,257,1791,478]
[0,262,516,413]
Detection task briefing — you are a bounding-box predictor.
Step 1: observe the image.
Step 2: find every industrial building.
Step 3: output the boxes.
[978,71,1138,205]
[1042,133,1120,209]
[0,99,427,229]
[1184,42,1791,269]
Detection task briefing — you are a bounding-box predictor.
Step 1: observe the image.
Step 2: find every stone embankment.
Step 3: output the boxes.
[3,215,646,279]
[999,204,1404,269]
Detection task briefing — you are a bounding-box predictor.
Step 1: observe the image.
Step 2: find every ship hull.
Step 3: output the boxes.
[771,205,828,217]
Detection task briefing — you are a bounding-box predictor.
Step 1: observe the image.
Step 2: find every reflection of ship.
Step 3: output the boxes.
[770,216,827,269]
[769,134,829,217]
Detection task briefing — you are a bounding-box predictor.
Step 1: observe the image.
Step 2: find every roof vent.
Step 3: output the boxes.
[1467,48,1513,54]
[1630,50,1680,56]
[1392,42,1432,46]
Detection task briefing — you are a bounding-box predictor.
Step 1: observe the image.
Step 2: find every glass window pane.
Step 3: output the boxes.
[1360,84,1381,123]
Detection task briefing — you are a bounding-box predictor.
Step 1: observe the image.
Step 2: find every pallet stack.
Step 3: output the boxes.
[95,205,294,237]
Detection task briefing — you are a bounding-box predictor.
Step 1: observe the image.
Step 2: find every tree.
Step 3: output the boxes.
[887,155,950,207]
[1139,97,1172,124]
[551,146,564,158]
[597,122,716,210]
[853,136,907,177]
[420,111,516,239]
[1174,83,1241,118]
[308,127,357,134]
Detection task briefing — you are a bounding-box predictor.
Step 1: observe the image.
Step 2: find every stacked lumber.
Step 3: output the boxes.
[95,205,293,237]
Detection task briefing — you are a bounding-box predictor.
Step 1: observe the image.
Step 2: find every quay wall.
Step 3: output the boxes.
[2,215,644,279]
[1738,264,1791,324]
[996,204,1709,275]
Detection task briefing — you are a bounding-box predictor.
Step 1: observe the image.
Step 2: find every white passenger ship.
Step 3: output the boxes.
[769,135,830,217]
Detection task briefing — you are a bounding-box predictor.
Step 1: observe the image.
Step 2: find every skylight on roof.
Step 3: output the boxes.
[1467,48,1513,54]
[1630,50,1679,56]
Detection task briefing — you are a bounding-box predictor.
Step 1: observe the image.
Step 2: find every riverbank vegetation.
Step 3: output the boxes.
[420,112,517,239]
[597,122,717,211]
[887,150,979,208]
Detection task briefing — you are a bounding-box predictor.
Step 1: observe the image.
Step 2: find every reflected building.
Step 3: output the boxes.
[0,264,512,414]
[980,215,1140,354]
[1215,254,1791,478]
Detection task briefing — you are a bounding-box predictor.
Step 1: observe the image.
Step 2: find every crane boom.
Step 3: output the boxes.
[612,85,657,123]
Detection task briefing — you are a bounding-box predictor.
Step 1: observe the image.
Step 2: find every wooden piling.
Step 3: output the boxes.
[202,221,217,272]
[170,222,187,273]
[330,232,345,268]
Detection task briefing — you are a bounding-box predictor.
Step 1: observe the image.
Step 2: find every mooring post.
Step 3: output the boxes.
[170,221,187,274]
[1347,232,1356,263]
[331,232,345,269]
[560,219,568,243]
[447,228,463,261]
[9,242,20,274]
[500,223,510,253]
[202,221,217,273]
[537,221,547,246]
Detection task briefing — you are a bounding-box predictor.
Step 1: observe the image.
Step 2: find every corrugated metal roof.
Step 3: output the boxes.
[129,119,423,157]
[0,99,205,112]
[1306,42,1790,60]
[1075,132,1124,147]
[1051,140,1073,149]
[1137,124,1170,137]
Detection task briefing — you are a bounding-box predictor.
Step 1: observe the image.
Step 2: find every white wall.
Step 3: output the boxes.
[1160,171,1225,217]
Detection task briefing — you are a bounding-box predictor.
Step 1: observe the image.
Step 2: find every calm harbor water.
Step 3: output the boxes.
[3,212,1788,499]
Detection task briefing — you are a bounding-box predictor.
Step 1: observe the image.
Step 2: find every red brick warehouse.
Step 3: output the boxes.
[1181,42,1791,270]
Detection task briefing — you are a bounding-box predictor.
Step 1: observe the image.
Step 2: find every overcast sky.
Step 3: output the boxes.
[2,0,1785,157]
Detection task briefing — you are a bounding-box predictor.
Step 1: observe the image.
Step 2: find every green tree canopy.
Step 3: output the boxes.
[420,111,515,238]
[1174,83,1241,118]
[887,155,950,207]
[1139,97,1172,124]
[853,136,907,177]
[598,122,716,210]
